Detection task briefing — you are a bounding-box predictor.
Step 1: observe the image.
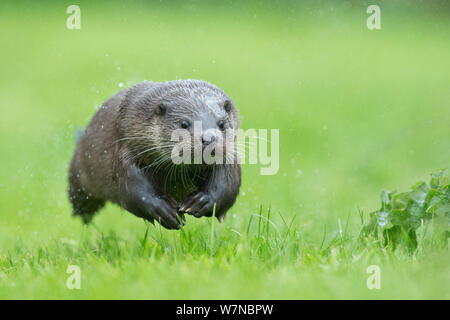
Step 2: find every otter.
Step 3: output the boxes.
[68,80,241,230]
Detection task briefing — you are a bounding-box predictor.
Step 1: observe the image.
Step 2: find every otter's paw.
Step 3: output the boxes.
[179,192,215,218]
[149,195,185,229]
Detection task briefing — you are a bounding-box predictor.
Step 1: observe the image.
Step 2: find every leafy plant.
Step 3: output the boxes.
[361,169,450,250]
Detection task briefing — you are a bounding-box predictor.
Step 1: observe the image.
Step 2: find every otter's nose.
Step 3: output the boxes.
[202,134,216,147]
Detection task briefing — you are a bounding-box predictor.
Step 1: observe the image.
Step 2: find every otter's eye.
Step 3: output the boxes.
[180,120,190,129]
[217,120,225,130]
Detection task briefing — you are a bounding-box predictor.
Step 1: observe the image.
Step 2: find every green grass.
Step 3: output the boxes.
[0,0,449,299]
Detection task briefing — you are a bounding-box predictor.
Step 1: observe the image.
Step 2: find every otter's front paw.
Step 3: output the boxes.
[179,192,215,218]
[149,195,185,229]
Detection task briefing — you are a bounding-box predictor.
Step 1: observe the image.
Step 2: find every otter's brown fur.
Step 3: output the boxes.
[68,80,241,229]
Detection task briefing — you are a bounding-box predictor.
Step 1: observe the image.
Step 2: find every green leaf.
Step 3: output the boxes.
[360,168,449,250]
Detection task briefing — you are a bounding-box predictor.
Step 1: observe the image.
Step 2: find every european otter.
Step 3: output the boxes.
[68,80,241,229]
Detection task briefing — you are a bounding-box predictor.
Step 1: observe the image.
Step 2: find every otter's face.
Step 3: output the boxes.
[157,96,237,165]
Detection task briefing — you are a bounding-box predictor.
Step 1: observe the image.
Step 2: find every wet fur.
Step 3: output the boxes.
[68,80,241,229]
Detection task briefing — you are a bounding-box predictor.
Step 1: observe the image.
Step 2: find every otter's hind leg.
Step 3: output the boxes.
[68,172,105,224]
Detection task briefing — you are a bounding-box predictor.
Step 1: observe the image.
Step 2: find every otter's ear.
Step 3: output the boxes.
[156,103,166,115]
[224,100,232,113]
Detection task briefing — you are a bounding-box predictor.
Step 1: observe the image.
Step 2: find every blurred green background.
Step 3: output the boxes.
[0,0,449,299]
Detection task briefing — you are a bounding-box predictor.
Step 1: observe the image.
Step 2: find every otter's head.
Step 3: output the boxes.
[121,80,239,168]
